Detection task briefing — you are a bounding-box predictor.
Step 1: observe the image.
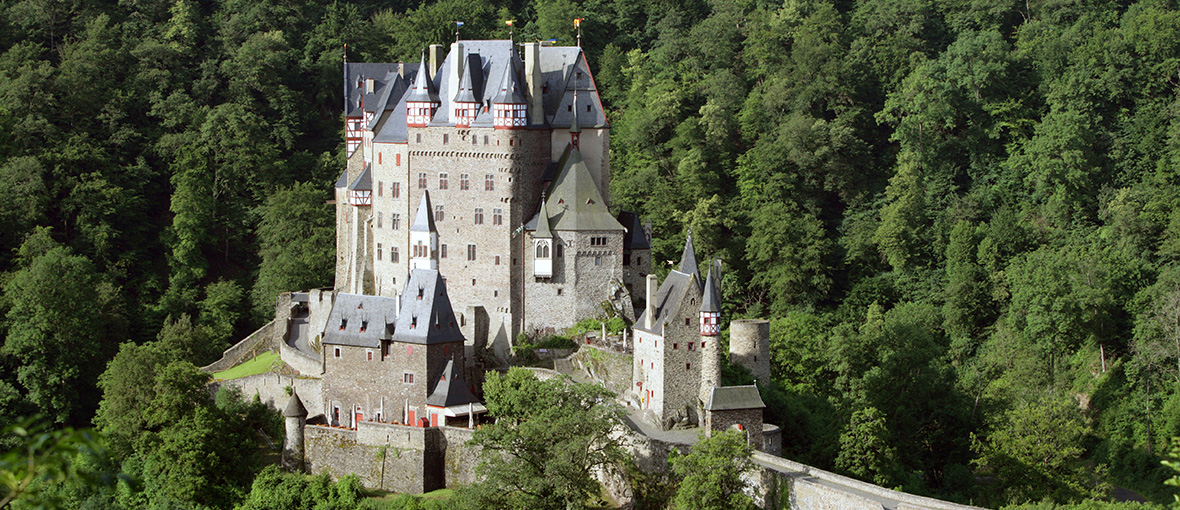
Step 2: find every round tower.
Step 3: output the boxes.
[282,391,308,472]
[729,319,770,385]
[698,262,722,411]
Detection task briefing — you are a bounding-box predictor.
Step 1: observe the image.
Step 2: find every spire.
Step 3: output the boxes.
[410,190,437,233]
[407,51,440,103]
[570,89,581,149]
[492,58,527,105]
[535,195,553,238]
[678,230,699,280]
[700,260,720,313]
[453,57,479,103]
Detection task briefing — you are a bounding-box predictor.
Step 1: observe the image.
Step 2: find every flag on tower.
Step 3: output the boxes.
[506,19,514,26]
[574,17,583,28]
[455,21,464,27]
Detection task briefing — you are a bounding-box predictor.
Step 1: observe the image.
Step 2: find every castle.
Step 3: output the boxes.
[334,39,651,361]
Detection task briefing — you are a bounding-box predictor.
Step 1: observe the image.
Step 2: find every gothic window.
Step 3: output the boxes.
[485,174,494,191]
[536,242,550,259]
[418,173,427,189]
[434,204,444,222]
[474,208,484,225]
[439,172,448,189]
[493,208,503,225]
[460,173,469,190]
[555,243,563,257]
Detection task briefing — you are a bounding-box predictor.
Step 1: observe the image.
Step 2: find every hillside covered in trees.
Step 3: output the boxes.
[2,0,1180,507]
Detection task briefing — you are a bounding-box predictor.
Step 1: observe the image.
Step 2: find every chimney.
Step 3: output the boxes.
[398,62,405,80]
[524,42,544,123]
[429,44,445,78]
[645,274,658,329]
[365,78,375,94]
[449,42,465,105]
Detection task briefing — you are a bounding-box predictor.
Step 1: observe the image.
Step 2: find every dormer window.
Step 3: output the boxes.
[418,287,424,299]
[360,321,368,333]
[411,317,417,329]
[339,319,347,331]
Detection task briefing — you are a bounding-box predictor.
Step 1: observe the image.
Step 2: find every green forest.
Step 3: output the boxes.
[2,0,1180,507]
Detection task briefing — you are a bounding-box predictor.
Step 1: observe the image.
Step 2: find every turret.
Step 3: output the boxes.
[533,197,553,278]
[406,52,440,128]
[410,191,439,270]
[492,57,527,129]
[679,231,699,281]
[699,261,722,410]
[453,53,482,128]
[282,391,308,472]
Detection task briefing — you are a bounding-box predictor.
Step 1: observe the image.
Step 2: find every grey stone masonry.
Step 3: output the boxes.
[730,319,771,384]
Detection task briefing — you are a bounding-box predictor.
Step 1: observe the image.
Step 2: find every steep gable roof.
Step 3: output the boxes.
[540,147,623,232]
[634,270,702,336]
[406,52,440,103]
[453,53,484,103]
[492,55,527,105]
[534,198,553,238]
[618,211,650,251]
[347,165,372,191]
[392,269,464,345]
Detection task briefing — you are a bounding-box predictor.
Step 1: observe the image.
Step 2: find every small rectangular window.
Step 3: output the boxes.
[378,181,383,196]
[334,347,341,358]
[689,342,695,351]
[392,182,400,198]
[495,255,500,265]
[673,343,678,350]
[391,213,400,230]
[378,152,382,164]
[467,244,476,261]
[474,208,484,225]
[434,204,444,222]
[686,363,691,371]
[418,173,427,189]
[404,373,414,384]
[377,212,383,229]
[685,318,690,326]
[391,247,399,263]
[485,174,494,191]
[483,135,488,145]
[366,350,373,361]
[416,134,422,143]
[439,172,448,189]
[441,244,447,259]
[396,153,401,166]
[493,208,503,225]
[443,134,449,144]
[460,173,469,190]
[377,243,383,261]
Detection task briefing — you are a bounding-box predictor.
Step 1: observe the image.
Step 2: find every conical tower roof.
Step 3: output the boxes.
[411,191,437,232]
[453,54,481,103]
[543,149,624,231]
[407,51,440,103]
[701,261,720,313]
[492,57,527,105]
[679,233,699,280]
[283,391,308,417]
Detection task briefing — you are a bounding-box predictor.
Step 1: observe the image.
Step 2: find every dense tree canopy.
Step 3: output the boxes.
[1,0,1180,506]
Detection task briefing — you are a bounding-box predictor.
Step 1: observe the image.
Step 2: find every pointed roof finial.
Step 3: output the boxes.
[407,50,440,103]
[574,18,584,48]
[506,20,515,49]
[454,21,464,43]
[536,194,553,238]
[679,229,699,280]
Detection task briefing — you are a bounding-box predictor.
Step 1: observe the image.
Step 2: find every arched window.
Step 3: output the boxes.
[536,241,550,259]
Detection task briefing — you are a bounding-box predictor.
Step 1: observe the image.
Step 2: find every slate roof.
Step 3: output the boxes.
[406,52,440,104]
[348,165,372,191]
[426,360,481,408]
[679,234,700,281]
[410,191,437,233]
[491,56,527,105]
[618,211,650,251]
[706,385,765,411]
[392,269,464,345]
[525,147,624,232]
[634,270,700,336]
[534,198,553,238]
[322,294,400,348]
[452,53,485,103]
[283,392,308,417]
[335,169,349,188]
[363,40,608,141]
[701,261,721,313]
[344,62,400,117]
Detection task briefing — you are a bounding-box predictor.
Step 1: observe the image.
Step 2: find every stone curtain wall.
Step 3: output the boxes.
[220,373,324,418]
[200,319,279,373]
[303,422,480,494]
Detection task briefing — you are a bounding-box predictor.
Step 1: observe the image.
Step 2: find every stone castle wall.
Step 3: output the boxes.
[217,373,324,418]
[730,319,771,384]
